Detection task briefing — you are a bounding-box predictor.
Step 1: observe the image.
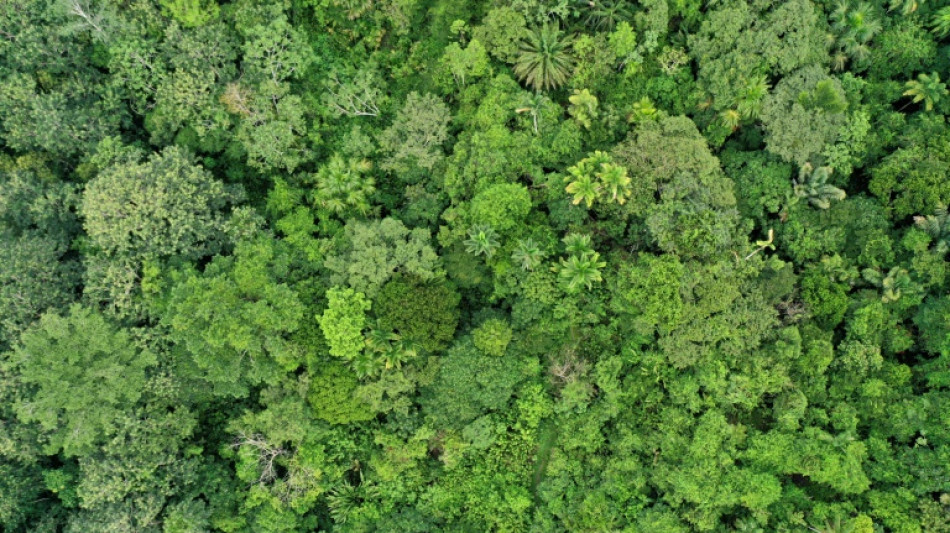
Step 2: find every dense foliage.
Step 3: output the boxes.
[1,0,950,531]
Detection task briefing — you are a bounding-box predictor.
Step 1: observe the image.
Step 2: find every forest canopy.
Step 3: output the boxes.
[1,0,950,531]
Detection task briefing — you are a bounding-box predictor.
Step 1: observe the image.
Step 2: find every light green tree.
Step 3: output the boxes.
[319,287,370,362]
[324,217,443,297]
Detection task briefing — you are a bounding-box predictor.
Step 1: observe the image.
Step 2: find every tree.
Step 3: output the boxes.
[0,232,79,348]
[324,217,443,298]
[224,82,311,172]
[903,72,948,112]
[69,397,202,531]
[760,67,849,165]
[374,275,460,353]
[472,7,528,63]
[439,39,491,89]
[164,236,305,398]
[8,305,156,457]
[468,183,532,233]
[307,361,376,424]
[0,166,80,345]
[323,64,386,117]
[473,318,513,356]
[160,0,219,27]
[241,16,314,84]
[319,287,370,362]
[869,125,950,218]
[421,337,524,427]
[0,73,122,158]
[81,144,238,261]
[611,116,722,217]
[377,92,452,174]
[514,24,575,92]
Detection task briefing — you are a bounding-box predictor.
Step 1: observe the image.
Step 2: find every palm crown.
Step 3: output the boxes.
[558,233,605,293]
[464,224,501,258]
[903,72,948,112]
[932,6,950,38]
[793,162,846,209]
[311,155,375,216]
[511,238,546,271]
[914,205,950,254]
[514,24,575,92]
[565,151,632,208]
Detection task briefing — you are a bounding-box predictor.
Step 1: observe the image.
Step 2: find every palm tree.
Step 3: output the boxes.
[598,163,631,205]
[719,109,741,131]
[312,155,376,216]
[628,96,659,123]
[327,472,379,525]
[735,75,770,120]
[514,24,575,92]
[575,0,634,31]
[512,238,545,271]
[558,251,606,293]
[364,323,418,371]
[793,162,846,209]
[903,72,948,112]
[932,6,950,38]
[364,322,399,354]
[515,93,549,134]
[565,172,599,208]
[914,205,950,254]
[862,266,913,303]
[562,233,594,256]
[829,2,881,71]
[888,0,919,15]
[568,88,598,130]
[464,224,501,258]
[349,351,383,379]
[565,151,630,208]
